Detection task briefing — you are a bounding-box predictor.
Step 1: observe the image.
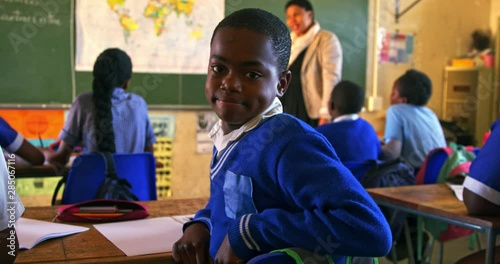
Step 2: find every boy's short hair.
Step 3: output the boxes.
[285,0,314,12]
[330,80,365,115]
[396,69,432,106]
[210,8,291,73]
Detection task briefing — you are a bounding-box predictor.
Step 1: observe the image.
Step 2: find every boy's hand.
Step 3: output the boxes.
[172,222,212,264]
[214,234,244,264]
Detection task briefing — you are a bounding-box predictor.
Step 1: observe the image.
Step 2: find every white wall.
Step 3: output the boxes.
[491,0,500,34]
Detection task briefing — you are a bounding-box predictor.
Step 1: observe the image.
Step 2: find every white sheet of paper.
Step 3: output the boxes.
[171,214,195,225]
[447,183,464,201]
[93,217,183,256]
[17,218,89,249]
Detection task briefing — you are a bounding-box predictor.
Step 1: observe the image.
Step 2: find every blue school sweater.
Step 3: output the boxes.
[316,118,382,162]
[187,114,391,263]
[464,119,500,205]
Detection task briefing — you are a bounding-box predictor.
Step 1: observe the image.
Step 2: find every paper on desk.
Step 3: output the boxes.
[17,217,89,250]
[171,214,195,225]
[447,183,464,201]
[93,217,183,256]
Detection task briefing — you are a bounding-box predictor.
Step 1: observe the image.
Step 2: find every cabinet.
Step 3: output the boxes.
[442,67,494,145]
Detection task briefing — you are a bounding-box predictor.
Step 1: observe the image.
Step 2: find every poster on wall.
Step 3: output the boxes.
[149,114,176,139]
[0,110,65,146]
[75,0,224,74]
[379,31,415,64]
[196,112,218,154]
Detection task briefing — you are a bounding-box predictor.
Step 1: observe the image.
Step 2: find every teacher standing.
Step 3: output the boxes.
[282,0,343,127]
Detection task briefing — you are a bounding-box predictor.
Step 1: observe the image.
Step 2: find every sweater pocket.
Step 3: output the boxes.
[223,171,257,219]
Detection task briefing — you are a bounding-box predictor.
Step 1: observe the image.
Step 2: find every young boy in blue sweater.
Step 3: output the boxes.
[172,8,391,264]
[316,81,381,162]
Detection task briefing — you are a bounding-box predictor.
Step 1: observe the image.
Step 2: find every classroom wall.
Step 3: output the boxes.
[491,1,500,34]
[161,110,212,199]
[376,0,491,117]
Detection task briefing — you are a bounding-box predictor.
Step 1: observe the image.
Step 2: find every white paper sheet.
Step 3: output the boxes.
[93,217,184,256]
[17,218,89,249]
[171,214,195,225]
[447,183,464,201]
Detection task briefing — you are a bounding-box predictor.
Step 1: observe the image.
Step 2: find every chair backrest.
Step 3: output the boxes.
[416,145,479,184]
[61,153,157,204]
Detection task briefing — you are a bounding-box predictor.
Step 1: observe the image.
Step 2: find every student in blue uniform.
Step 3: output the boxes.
[463,119,500,215]
[172,8,391,264]
[456,119,500,263]
[0,117,44,165]
[49,48,156,166]
[316,80,381,162]
[382,69,446,169]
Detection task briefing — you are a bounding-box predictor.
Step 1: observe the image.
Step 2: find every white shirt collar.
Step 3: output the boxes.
[209,97,283,154]
[332,114,359,123]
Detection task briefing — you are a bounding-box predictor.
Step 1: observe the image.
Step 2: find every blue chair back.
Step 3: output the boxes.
[422,147,479,184]
[61,153,157,204]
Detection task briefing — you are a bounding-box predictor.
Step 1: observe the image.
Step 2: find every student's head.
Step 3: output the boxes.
[390,69,432,106]
[285,0,314,37]
[471,29,491,52]
[207,8,291,134]
[329,81,365,118]
[92,48,132,152]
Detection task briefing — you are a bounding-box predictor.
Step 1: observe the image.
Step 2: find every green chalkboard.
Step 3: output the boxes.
[0,0,73,104]
[0,0,368,106]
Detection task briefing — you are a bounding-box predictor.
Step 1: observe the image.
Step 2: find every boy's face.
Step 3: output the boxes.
[286,5,313,36]
[390,81,407,105]
[206,27,290,134]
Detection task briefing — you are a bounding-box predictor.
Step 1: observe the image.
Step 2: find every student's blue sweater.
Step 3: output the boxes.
[316,118,382,162]
[188,114,391,263]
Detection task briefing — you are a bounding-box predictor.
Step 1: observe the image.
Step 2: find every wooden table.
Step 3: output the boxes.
[367,184,500,264]
[14,165,68,178]
[15,198,208,264]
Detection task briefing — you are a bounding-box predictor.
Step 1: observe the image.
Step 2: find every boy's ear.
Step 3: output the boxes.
[277,70,292,97]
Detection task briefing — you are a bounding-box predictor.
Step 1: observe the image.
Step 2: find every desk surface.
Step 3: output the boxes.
[367,184,500,230]
[15,198,208,264]
[14,165,68,178]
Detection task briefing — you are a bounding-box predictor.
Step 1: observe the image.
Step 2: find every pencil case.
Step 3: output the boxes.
[56,199,149,223]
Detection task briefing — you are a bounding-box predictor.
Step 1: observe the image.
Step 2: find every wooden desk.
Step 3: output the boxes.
[15,198,208,264]
[14,165,68,178]
[367,184,500,264]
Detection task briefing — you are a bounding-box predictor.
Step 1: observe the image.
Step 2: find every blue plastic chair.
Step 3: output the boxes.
[420,147,480,184]
[61,153,157,204]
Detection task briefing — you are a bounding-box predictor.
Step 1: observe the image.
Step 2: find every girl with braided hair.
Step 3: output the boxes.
[49,48,156,165]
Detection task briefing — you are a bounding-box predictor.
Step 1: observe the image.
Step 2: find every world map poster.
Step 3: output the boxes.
[75,0,224,74]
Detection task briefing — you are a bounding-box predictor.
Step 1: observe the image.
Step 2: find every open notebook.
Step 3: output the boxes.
[17,218,89,249]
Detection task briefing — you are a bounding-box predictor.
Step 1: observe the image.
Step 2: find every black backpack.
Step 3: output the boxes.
[94,152,139,201]
[360,158,415,242]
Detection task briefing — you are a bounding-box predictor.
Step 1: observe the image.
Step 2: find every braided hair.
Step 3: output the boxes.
[92,48,132,152]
